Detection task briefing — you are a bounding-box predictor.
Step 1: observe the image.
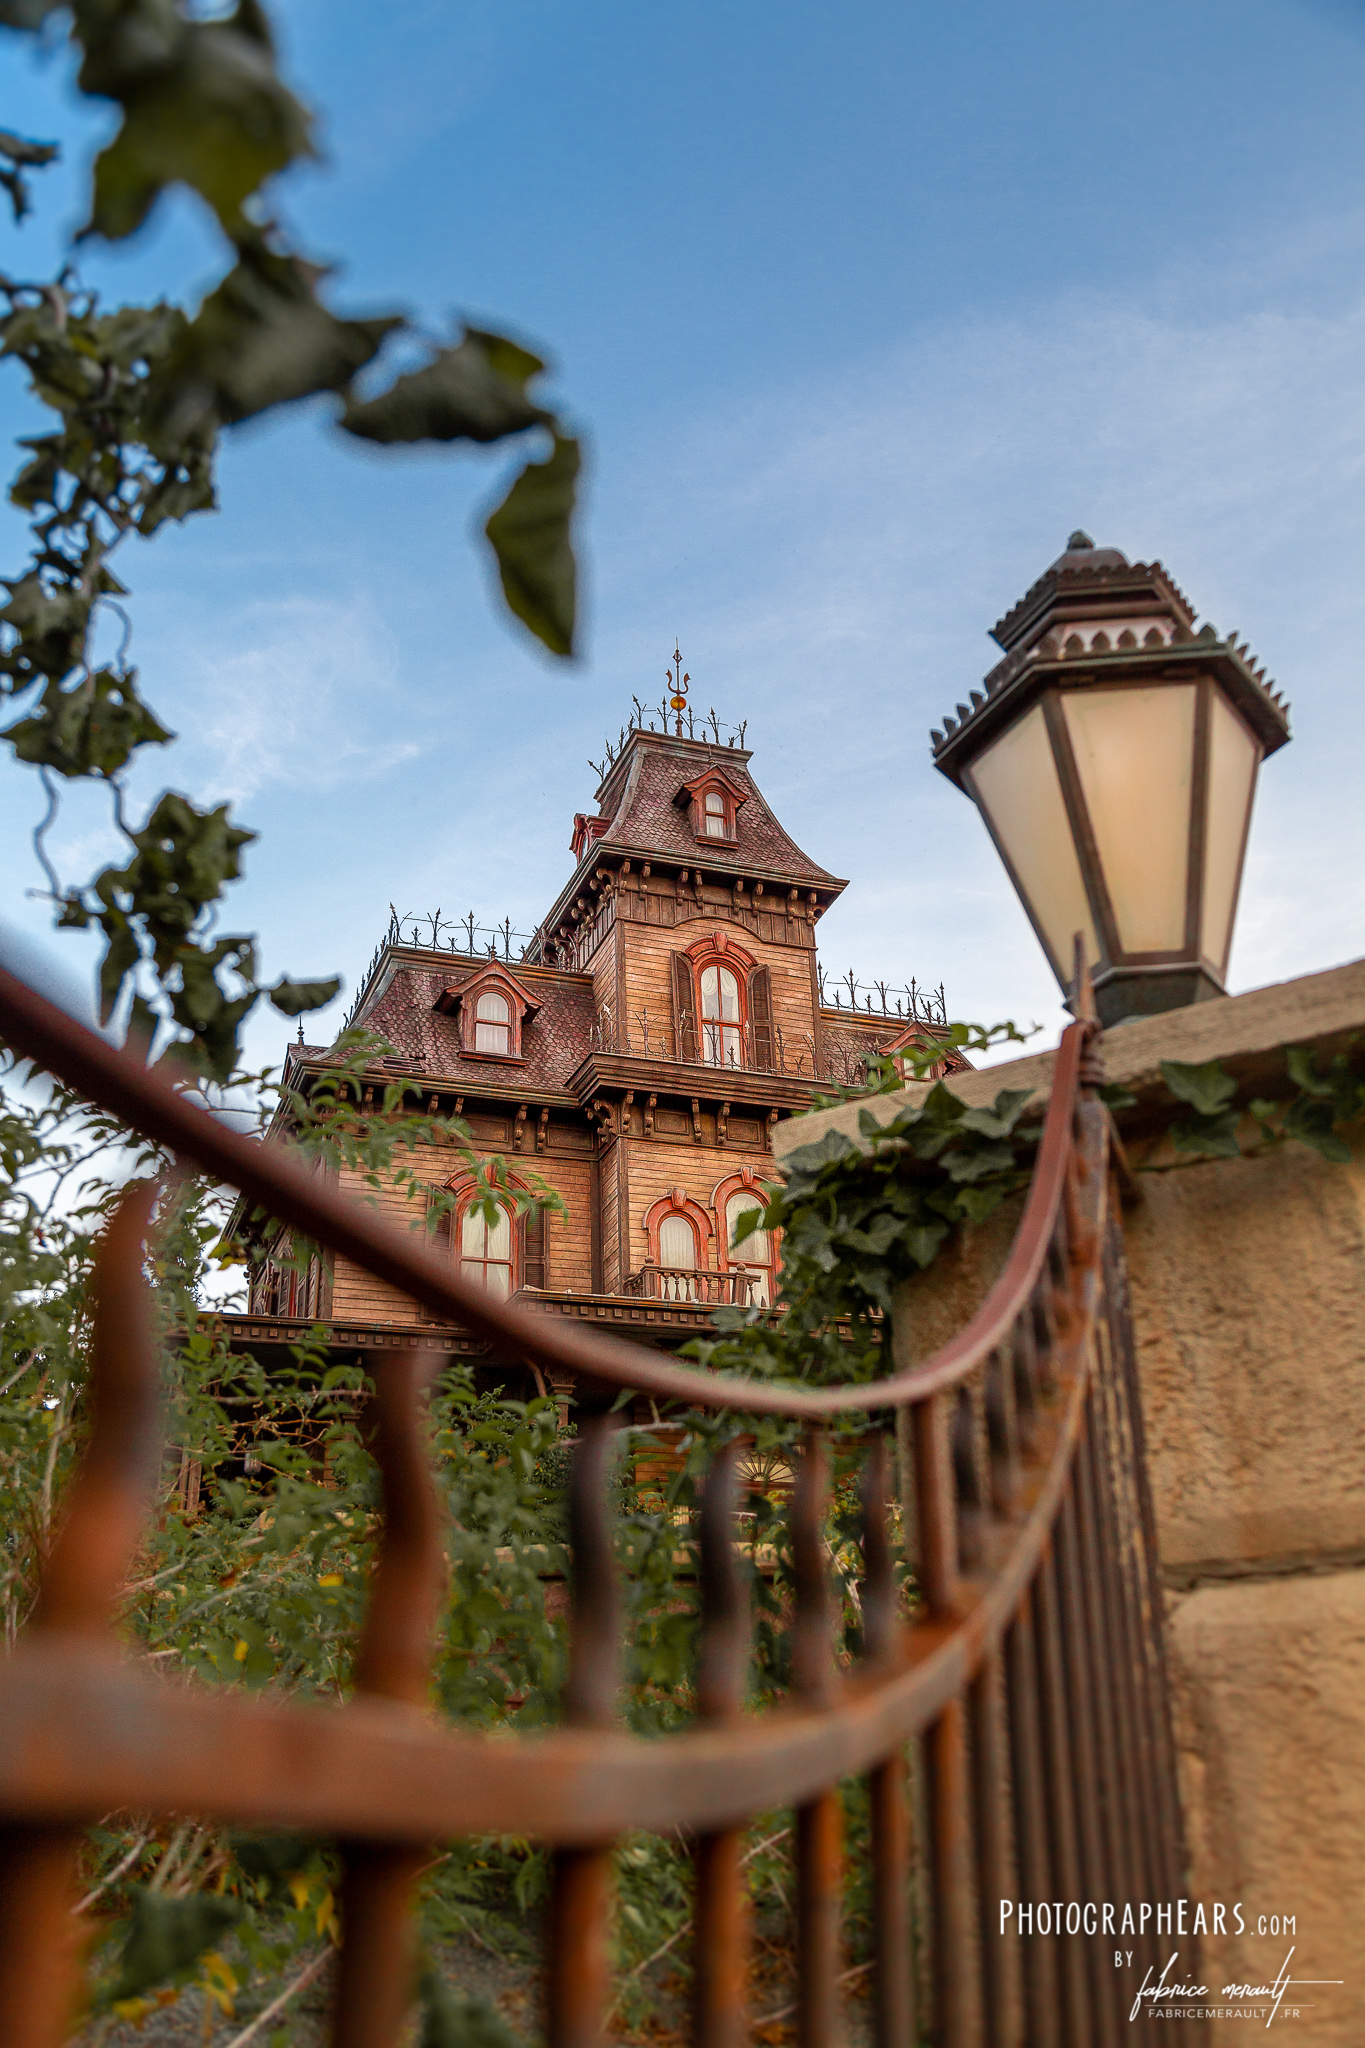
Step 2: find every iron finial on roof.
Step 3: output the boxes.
[666,642,690,737]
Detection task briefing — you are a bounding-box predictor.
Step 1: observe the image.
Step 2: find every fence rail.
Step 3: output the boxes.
[0,957,1185,2046]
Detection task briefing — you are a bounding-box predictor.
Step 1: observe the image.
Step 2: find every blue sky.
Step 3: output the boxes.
[4,0,1365,1069]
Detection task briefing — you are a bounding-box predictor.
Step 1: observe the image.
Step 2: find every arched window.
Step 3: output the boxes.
[657,1211,698,1300]
[474,989,511,1055]
[702,789,728,838]
[700,962,742,1068]
[460,1200,513,1298]
[726,1190,777,1307]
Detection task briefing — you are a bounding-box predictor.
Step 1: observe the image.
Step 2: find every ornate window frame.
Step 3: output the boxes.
[434,963,538,1063]
[673,766,747,846]
[641,1187,715,1269]
[712,1165,781,1302]
[673,930,774,1071]
[432,1167,545,1296]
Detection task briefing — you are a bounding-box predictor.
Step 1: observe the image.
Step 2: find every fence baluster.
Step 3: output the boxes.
[1005,1592,1060,2048]
[692,1445,750,2048]
[970,1645,1022,2048]
[859,1437,915,2048]
[790,1433,843,2047]
[334,1347,444,2048]
[1034,1544,1093,2046]
[0,1184,160,2048]
[548,1411,621,2048]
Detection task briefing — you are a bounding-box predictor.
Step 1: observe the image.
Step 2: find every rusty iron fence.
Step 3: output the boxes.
[0,960,1185,2047]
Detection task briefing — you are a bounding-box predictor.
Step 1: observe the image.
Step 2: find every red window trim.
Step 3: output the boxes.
[436,1168,541,1296]
[641,1188,715,1268]
[711,1167,779,1271]
[674,766,748,846]
[435,963,537,1063]
[679,930,758,1071]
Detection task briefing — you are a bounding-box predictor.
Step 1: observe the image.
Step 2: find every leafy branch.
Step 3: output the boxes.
[0,0,584,1079]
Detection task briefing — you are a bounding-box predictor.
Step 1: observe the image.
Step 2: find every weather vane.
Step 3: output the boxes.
[665,642,689,736]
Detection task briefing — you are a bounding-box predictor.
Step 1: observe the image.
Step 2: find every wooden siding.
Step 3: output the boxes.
[617,905,819,1067]
[330,1139,595,1321]
[623,1136,777,1279]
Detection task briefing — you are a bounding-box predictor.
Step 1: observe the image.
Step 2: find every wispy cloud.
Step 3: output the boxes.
[586,247,1365,1045]
[165,594,421,806]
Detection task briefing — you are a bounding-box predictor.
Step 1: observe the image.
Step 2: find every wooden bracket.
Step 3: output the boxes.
[691,1098,703,1145]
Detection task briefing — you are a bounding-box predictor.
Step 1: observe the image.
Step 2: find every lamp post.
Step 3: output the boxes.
[931,533,1291,1028]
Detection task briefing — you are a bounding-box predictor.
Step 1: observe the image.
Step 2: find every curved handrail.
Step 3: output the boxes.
[0,957,1185,2048]
[0,961,1084,1414]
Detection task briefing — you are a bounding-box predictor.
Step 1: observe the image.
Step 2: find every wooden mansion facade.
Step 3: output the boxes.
[232,721,959,1381]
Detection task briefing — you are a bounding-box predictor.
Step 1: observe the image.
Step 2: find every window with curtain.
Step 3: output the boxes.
[474,989,511,1054]
[460,1201,513,1298]
[700,963,742,1067]
[702,789,728,838]
[727,1191,775,1306]
[658,1211,698,1300]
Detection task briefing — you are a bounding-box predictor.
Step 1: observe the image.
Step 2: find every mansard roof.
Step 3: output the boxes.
[538,729,844,939]
[353,954,595,1092]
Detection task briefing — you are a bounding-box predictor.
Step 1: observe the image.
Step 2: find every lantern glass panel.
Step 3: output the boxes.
[968,702,1099,982]
[1061,684,1195,953]
[1202,692,1258,978]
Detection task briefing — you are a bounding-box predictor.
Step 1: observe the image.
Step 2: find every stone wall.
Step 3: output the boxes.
[775,957,1365,2043]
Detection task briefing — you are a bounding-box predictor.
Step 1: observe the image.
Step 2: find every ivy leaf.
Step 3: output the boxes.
[1160,1058,1237,1117]
[1285,1046,1334,1099]
[340,328,544,446]
[484,433,580,658]
[903,1221,950,1270]
[144,241,401,443]
[1283,1094,1352,1163]
[784,1129,858,1175]
[939,1140,1015,1183]
[270,975,341,1018]
[1098,1081,1137,1111]
[1170,1109,1242,1159]
[3,670,174,779]
[81,9,315,242]
[955,1181,1018,1225]
[97,924,141,1026]
[958,1087,1034,1139]
[106,1889,242,2004]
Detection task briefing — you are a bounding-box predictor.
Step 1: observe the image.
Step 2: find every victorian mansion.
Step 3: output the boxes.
[233,716,958,1380]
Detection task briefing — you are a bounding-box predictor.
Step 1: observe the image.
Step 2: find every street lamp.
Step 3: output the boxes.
[931,533,1291,1028]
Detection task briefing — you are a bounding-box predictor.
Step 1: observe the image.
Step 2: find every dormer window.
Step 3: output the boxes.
[474,989,511,1054]
[434,964,538,1062]
[702,790,728,839]
[674,767,746,846]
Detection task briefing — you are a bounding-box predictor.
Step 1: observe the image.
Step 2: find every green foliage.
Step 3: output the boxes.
[105,1889,242,2005]
[1,0,583,1078]
[1157,1048,1365,1166]
[418,1967,523,2048]
[483,432,581,659]
[0,127,57,222]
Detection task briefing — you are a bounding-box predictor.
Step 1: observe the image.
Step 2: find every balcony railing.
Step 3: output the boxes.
[623,1264,759,1306]
[586,1011,945,1087]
